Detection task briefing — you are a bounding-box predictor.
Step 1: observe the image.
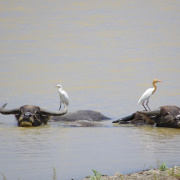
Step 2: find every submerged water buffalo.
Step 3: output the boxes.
[113,106,180,128]
[0,103,67,127]
[51,110,110,121]
[51,110,110,127]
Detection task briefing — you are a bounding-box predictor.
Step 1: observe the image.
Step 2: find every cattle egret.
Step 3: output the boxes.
[138,79,162,111]
[55,84,69,110]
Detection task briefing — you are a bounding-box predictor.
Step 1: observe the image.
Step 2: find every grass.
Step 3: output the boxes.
[159,162,169,171]
[168,166,180,178]
[52,167,57,180]
[0,167,58,180]
[152,163,180,180]
[89,169,104,180]
[153,172,158,180]
[168,166,175,176]
[1,173,7,180]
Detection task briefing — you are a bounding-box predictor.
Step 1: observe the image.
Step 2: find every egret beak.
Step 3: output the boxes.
[55,85,58,88]
[157,80,162,82]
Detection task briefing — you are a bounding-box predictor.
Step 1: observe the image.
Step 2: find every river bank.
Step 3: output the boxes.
[83,166,180,180]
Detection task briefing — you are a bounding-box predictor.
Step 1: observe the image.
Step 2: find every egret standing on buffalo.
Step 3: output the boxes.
[55,84,69,110]
[138,79,162,111]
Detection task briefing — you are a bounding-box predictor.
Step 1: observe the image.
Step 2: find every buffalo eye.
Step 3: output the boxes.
[163,112,170,116]
[35,111,39,116]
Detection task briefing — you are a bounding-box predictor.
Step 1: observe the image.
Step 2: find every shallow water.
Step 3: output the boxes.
[0,0,180,180]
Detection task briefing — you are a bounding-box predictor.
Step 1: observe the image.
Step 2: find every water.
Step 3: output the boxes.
[0,0,180,179]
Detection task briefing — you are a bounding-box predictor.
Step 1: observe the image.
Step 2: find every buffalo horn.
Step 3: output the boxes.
[112,114,134,123]
[137,108,161,116]
[40,104,68,116]
[0,103,20,115]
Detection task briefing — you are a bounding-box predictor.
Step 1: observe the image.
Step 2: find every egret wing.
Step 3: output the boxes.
[61,90,69,105]
[138,88,154,104]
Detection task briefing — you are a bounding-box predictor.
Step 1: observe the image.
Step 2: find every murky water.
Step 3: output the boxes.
[0,0,180,180]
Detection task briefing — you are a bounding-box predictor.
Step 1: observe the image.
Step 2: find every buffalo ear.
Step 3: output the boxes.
[40,114,50,124]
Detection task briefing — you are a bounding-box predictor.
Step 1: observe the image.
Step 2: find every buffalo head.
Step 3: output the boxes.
[113,106,180,128]
[0,103,67,127]
[138,106,180,128]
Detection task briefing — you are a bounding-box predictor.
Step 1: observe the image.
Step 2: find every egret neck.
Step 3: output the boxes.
[152,81,157,94]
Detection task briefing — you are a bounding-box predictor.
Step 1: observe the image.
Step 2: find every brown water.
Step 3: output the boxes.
[0,0,180,180]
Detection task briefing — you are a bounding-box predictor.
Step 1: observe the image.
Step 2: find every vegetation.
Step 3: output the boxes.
[1,173,7,180]
[159,162,169,171]
[168,166,180,178]
[83,163,180,180]
[2,165,180,180]
[0,168,58,180]
[89,169,104,180]
[52,167,57,180]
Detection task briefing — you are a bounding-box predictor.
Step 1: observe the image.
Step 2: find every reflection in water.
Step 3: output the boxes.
[0,0,180,180]
[131,127,180,158]
[0,122,180,180]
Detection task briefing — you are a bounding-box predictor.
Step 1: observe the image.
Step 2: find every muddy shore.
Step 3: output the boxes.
[83,166,180,180]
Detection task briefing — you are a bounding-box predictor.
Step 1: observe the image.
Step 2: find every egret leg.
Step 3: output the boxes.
[142,102,147,111]
[59,103,61,111]
[146,101,151,111]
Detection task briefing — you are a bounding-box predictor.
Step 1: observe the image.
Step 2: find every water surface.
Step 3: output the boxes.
[0,0,180,180]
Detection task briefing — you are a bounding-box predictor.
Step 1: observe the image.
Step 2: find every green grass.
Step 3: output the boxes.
[169,166,175,176]
[1,173,7,180]
[159,162,169,171]
[153,172,158,180]
[52,167,57,180]
[168,166,180,178]
[89,169,104,180]
[0,167,58,180]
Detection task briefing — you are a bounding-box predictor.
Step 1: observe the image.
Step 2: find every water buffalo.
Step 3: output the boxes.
[51,110,110,121]
[113,106,180,128]
[0,103,67,127]
[51,110,110,127]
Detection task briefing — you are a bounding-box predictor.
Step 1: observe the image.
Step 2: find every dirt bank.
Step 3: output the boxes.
[83,166,180,180]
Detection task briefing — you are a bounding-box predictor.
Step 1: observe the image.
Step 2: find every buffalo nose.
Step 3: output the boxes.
[24,112,33,118]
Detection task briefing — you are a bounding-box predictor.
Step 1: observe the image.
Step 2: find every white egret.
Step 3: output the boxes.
[55,84,69,110]
[138,79,162,111]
